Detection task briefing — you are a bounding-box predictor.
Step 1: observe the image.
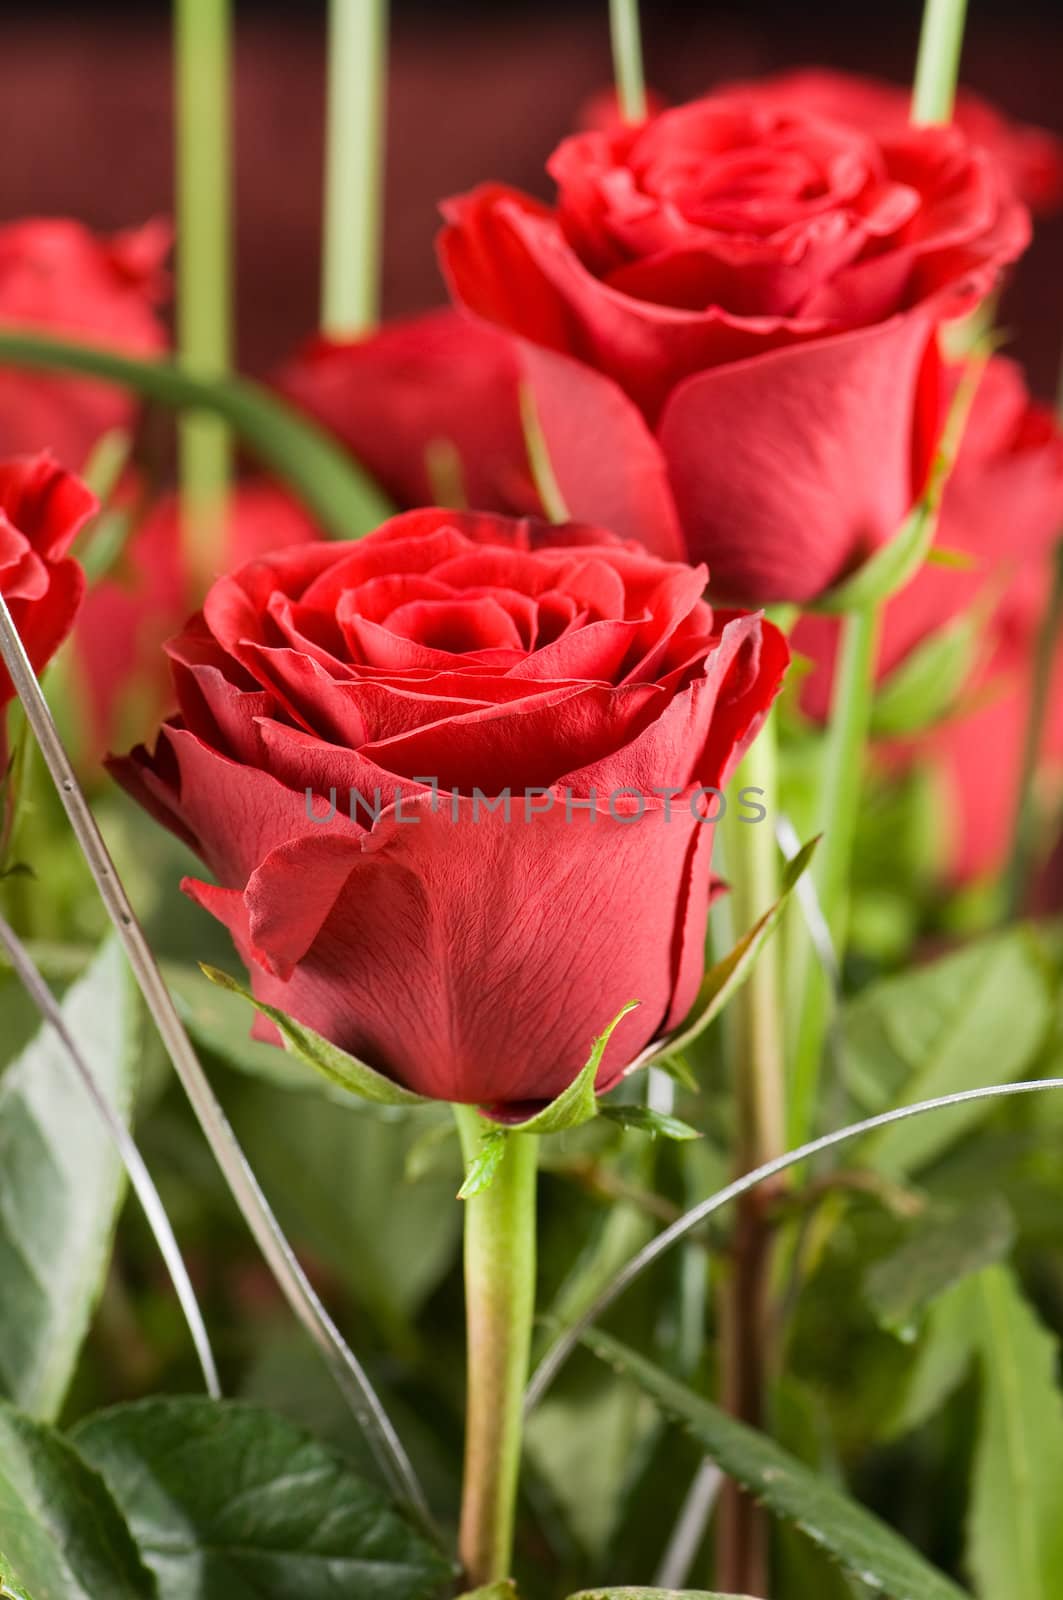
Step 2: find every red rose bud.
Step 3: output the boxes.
[75,479,317,759]
[726,68,1063,216]
[277,308,538,516]
[439,91,1030,603]
[795,357,1063,882]
[0,218,169,469]
[0,452,94,709]
[111,510,788,1107]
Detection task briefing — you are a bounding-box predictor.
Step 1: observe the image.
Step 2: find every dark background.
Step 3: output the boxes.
[5,0,1061,389]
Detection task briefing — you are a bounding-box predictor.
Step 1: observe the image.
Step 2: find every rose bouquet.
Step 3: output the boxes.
[0,4,1062,1600]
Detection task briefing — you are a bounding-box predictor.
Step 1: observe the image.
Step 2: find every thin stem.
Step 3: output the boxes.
[1004,542,1063,916]
[0,916,221,1400]
[175,0,233,586]
[788,605,880,1146]
[911,0,969,124]
[0,592,432,1532]
[526,1074,1063,1412]
[454,1110,538,1587]
[609,0,647,123]
[322,0,388,335]
[0,333,392,536]
[716,720,786,1593]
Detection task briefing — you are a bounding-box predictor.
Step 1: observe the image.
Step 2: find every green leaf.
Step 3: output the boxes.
[457,1126,509,1200]
[598,1104,701,1141]
[491,1000,642,1137]
[0,938,137,1417]
[71,1398,452,1600]
[658,835,819,1061]
[0,333,392,539]
[201,966,427,1107]
[0,1403,155,1600]
[870,611,982,737]
[866,1196,1015,1342]
[846,929,1054,1177]
[568,1592,755,1599]
[584,1329,972,1600]
[0,1568,35,1600]
[967,1267,1063,1600]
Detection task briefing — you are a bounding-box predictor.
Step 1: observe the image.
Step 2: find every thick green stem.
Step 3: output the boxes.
[717,718,785,1593]
[911,0,969,124]
[609,0,647,123]
[788,605,880,1145]
[321,0,388,335]
[454,1110,538,1587]
[174,0,233,586]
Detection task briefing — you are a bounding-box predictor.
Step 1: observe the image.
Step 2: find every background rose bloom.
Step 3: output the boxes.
[277,308,538,516]
[73,480,316,760]
[440,92,1030,601]
[729,68,1063,215]
[112,509,787,1108]
[0,218,169,469]
[0,452,94,712]
[795,356,1063,881]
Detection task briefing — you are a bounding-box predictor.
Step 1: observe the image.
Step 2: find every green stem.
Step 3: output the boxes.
[321,0,388,335]
[788,605,880,1145]
[174,0,233,586]
[911,0,969,124]
[454,1109,538,1587]
[609,0,647,123]
[729,723,787,1170]
[716,717,785,1593]
[1004,542,1063,917]
[0,334,392,537]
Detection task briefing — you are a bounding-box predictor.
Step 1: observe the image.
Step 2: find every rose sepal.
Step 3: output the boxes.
[644,834,820,1074]
[199,965,429,1106]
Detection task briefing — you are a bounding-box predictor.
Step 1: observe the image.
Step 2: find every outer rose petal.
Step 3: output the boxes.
[658,310,941,603]
[207,793,715,1105]
[517,340,684,558]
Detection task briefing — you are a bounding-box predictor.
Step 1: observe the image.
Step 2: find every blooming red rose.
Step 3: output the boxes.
[277,308,538,516]
[0,218,169,470]
[74,480,317,760]
[111,509,788,1107]
[728,69,1063,216]
[795,357,1063,881]
[440,92,1029,602]
[0,452,94,712]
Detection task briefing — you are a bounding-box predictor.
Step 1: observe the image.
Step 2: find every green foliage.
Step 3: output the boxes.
[584,1329,972,1600]
[966,1269,1063,1600]
[0,1403,155,1600]
[845,928,1055,1176]
[866,1197,1015,1342]
[0,939,137,1418]
[71,1398,452,1600]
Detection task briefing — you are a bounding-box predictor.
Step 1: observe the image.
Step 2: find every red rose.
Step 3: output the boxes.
[111,509,787,1107]
[729,69,1063,216]
[795,357,1063,880]
[277,308,538,516]
[0,452,94,711]
[0,219,169,470]
[75,480,317,759]
[439,92,1029,601]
